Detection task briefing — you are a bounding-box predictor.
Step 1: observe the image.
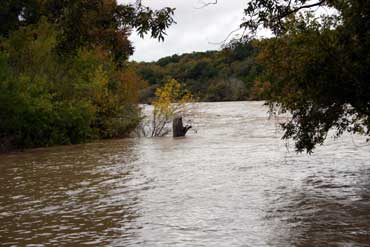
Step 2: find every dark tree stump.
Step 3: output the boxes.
[173,117,192,137]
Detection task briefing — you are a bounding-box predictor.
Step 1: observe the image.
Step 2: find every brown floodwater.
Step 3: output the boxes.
[1,101,370,246]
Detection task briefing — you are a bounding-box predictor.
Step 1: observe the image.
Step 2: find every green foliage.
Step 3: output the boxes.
[205,78,247,102]
[0,0,175,65]
[0,20,143,151]
[250,0,370,152]
[0,0,174,151]
[135,43,261,102]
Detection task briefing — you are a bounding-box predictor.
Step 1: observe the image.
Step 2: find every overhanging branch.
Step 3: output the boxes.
[196,0,218,9]
[278,0,325,19]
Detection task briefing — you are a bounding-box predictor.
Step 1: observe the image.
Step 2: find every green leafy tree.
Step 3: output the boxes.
[0,0,174,151]
[0,0,175,64]
[0,19,150,150]
[231,0,370,152]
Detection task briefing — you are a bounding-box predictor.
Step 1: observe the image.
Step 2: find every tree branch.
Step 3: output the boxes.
[195,0,218,9]
[208,27,243,45]
[278,0,325,19]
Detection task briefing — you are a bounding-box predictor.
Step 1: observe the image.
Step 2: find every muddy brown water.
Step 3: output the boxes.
[1,101,370,246]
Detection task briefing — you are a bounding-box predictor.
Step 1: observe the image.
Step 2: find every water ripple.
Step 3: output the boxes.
[0,102,369,246]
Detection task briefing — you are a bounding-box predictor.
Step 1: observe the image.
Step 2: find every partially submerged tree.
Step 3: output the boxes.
[173,116,192,137]
[138,79,193,137]
[151,79,193,137]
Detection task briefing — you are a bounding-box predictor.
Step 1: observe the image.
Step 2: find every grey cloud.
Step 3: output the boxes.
[119,0,246,62]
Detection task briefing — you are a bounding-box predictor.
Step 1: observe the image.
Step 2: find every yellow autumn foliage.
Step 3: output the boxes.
[149,79,193,136]
[153,79,193,118]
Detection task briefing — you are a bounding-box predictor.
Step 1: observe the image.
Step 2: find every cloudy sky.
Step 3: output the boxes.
[119,0,247,62]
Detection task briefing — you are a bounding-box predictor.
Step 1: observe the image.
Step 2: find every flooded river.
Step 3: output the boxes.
[1,101,369,246]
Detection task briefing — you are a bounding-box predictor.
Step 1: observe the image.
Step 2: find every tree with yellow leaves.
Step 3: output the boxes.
[139,79,193,137]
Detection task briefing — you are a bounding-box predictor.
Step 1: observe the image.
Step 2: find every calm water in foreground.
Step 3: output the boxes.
[1,101,370,247]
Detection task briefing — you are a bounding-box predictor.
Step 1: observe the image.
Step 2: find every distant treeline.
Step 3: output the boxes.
[133,41,266,102]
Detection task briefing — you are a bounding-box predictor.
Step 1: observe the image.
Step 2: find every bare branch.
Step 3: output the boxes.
[278,0,325,20]
[195,0,218,9]
[208,27,243,46]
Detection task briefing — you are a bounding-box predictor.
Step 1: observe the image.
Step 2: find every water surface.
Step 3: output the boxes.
[1,101,369,246]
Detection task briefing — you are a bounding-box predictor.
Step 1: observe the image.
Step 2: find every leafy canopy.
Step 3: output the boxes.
[234,0,370,152]
[0,0,175,150]
[0,20,146,150]
[134,43,261,103]
[0,0,175,64]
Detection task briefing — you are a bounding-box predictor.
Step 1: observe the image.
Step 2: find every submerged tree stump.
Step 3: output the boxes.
[173,117,192,137]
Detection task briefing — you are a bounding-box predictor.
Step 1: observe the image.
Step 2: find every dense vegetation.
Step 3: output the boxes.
[0,0,174,151]
[133,41,262,102]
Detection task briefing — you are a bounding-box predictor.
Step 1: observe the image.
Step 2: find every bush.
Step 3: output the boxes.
[0,20,144,150]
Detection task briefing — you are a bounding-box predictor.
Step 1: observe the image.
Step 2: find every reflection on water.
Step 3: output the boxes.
[0,101,369,246]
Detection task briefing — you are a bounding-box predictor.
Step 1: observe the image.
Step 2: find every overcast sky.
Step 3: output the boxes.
[119,0,247,62]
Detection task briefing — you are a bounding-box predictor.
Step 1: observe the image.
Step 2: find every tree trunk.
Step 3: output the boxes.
[173,117,192,137]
